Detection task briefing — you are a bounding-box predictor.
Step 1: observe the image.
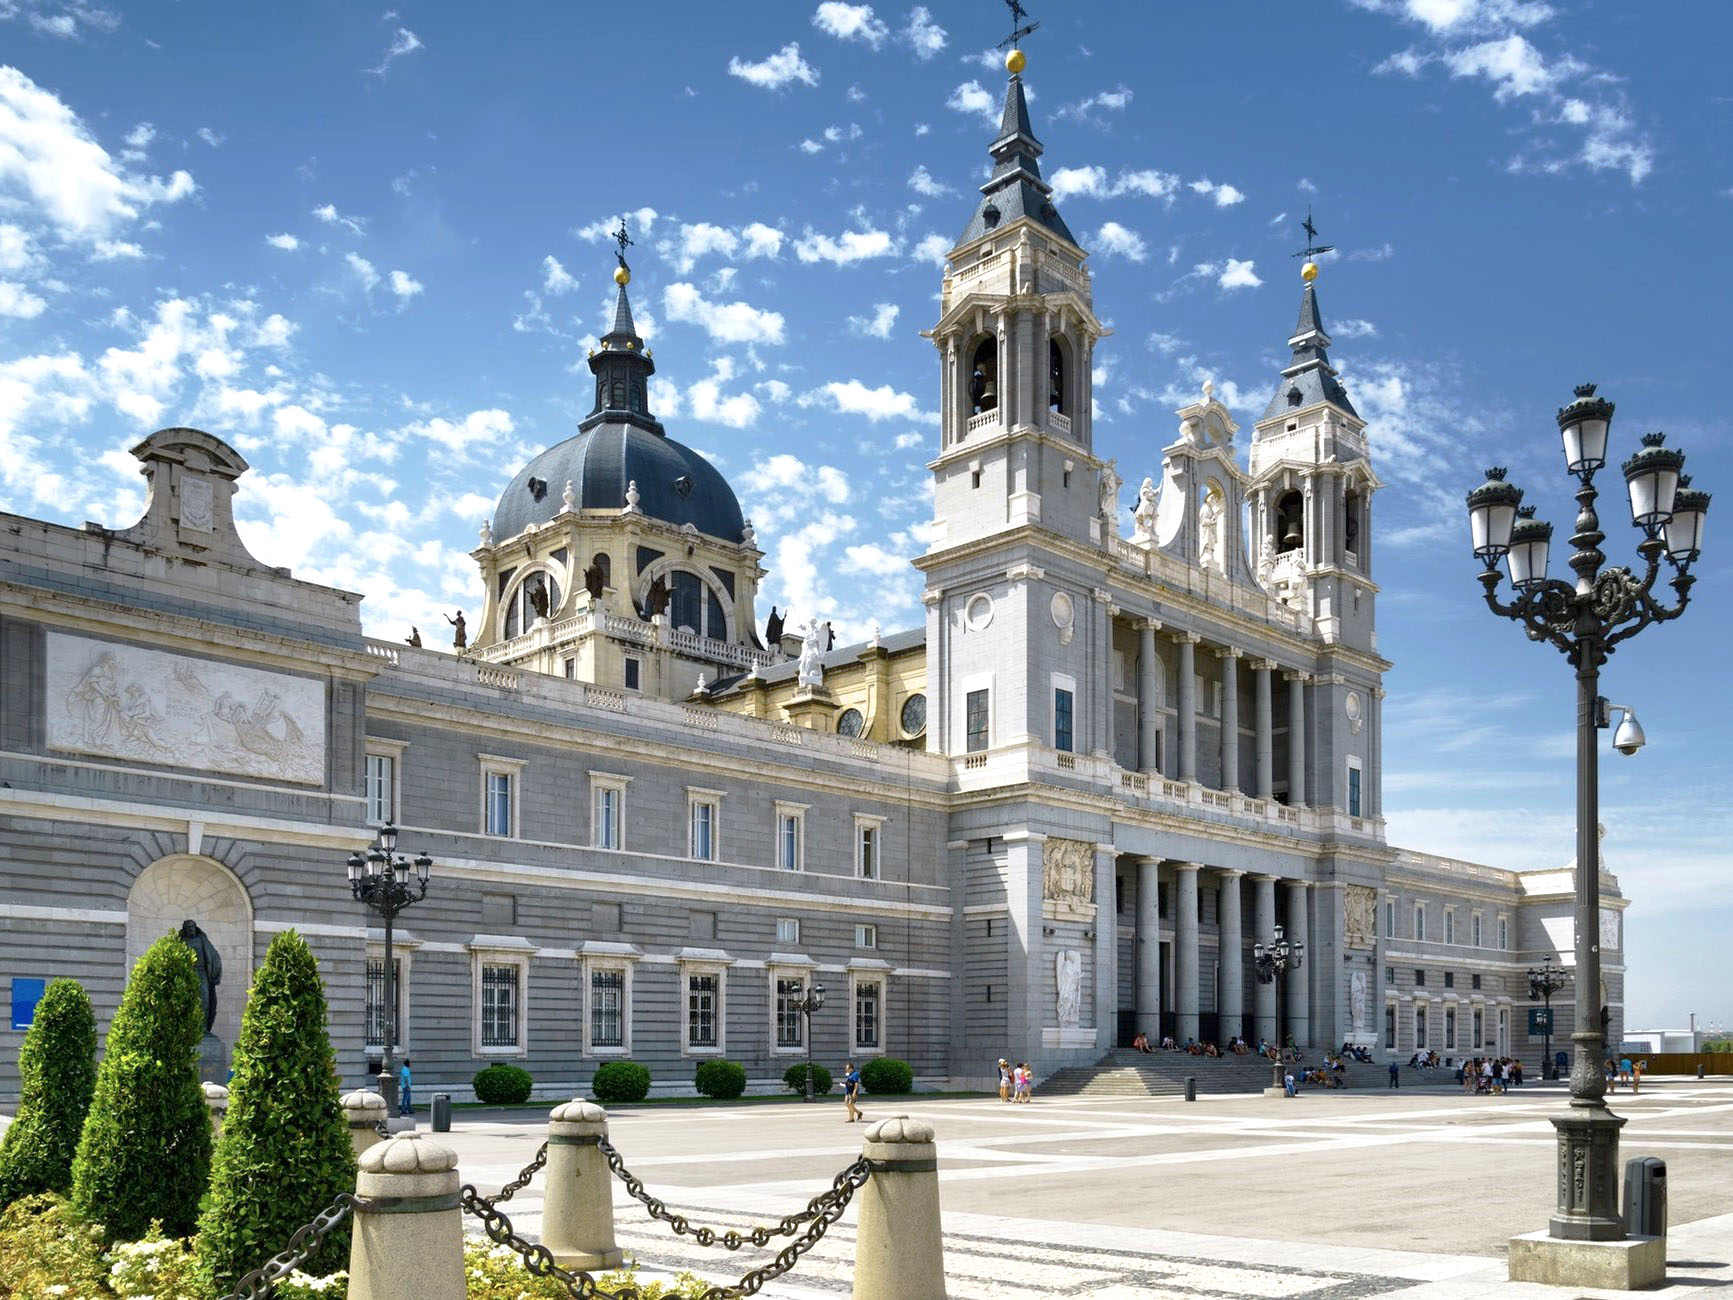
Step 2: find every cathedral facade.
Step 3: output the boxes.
[0,62,1624,1099]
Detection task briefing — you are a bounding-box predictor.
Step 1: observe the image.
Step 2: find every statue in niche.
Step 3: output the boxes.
[1042,838,1094,906]
[645,575,669,617]
[1199,491,1223,571]
[528,580,550,621]
[179,919,222,1036]
[1350,969,1368,1039]
[797,620,829,688]
[1258,534,1277,585]
[1133,477,1159,542]
[1055,949,1083,1029]
[583,559,605,599]
[445,610,467,650]
[1098,459,1121,523]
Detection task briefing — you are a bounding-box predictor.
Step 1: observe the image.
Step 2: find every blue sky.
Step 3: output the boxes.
[0,1,1727,1032]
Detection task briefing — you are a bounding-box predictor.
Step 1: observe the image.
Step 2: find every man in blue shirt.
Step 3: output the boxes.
[398,1057,414,1117]
[842,1062,861,1123]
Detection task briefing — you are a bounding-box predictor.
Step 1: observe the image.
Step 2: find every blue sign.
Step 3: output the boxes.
[11,978,46,1032]
[1528,1007,1554,1035]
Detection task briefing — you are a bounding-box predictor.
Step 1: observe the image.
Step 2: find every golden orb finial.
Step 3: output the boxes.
[1301,261,1318,283]
[1006,47,1026,75]
[613,265,630,286]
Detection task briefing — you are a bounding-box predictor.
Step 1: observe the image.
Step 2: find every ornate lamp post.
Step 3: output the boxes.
[1254,924,1304,1091]
[796,982,827,1102]
[346,822,431,1117]
[1528,964,1569,1080]
[1465,383,1709,1242]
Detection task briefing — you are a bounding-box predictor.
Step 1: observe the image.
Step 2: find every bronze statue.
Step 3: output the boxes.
[528,580,550,620]
[646,575,669,617]
[178,919,222,1036]
[445,610,467,650]
[765,605,784,646]
[583,559,605,598]
[406,626,422,648]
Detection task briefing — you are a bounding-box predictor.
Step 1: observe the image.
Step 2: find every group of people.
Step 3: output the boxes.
[1456,1056,1524,1093]
[1606,1056,1648,1093]
[997,1058,1035,1103]
[1128,1032,1253,1058]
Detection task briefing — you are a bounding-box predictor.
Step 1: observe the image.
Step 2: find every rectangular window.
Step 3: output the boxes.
[1444,971,1455,989]
[480,964,520,1049]
[1414,904,1426,942]
[624,658,640,690]
[775,976,805,1049]
[1348,764,1362,817]
[855,923,877,949]
[484,771,513,837]
[1415,1005,1428,1049]
[1472,913,1483,948]
[775,917,800,945]
[1415,969,1426,987]
[1446,1005,1457,1050]
[856,816,884,880]
[591,774,628,850]
[688,794,719,861]
[687,974,719,1049]
[1385,898,1395,939]
[589,969,624,1049]
[1473,1007,1484,1049]
[365,956,401,1047]
[1472,973,1482,991]
[1054,688,1074,753]
[564,658,576,679]
[365,753,395,826]
[1384,1003,1396,1050]
[965,688,990,753]
[1498,916,1509,949]
[774,803,806,871]
[854,980,882,1051]
[1445,911,1456,945]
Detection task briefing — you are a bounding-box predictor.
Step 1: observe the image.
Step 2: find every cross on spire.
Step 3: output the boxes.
[1291,206,1335,260]
[997,0,1039,49]
[613,217,633,270]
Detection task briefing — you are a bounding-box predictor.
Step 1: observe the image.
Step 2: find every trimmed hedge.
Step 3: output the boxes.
[196,930,356,1293]
[693,1059,746,1099]
[859,1057,914,1095]
[0,979,97,1206]
[782,1062,833,1095]
[474,1063,535,1105]
[71,934,211,1241]
[591,1061,652,1103]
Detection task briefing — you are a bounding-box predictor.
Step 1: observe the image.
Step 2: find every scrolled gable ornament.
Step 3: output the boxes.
[1042,837,1095,908]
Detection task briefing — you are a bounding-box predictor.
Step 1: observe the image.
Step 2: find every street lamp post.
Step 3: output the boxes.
[1528,964,1569,1081]
[346,822,432,1118]
[797,982,827,1102]
[1254,924,1304,1092]
[1466,383,1709,1242]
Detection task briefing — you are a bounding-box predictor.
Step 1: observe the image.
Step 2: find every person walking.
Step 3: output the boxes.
[398,1057,414,1117]
[997,1058,1012,1103]
[842,1061,862,1122]
[1283,1069,1298,1098]
[1014,1062,1033,1103]
[1388,1060,1400,1089]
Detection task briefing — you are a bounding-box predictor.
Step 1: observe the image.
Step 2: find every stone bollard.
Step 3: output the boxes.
[201,1082,229,1142]
[540,1099,623,1270]
[343,1089,389,1158]
[852,1115,946,1300]
[348,1132,465,1300]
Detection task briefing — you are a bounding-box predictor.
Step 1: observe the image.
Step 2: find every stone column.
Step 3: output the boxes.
[1285,670,1307,807]
[1216,870,1245,1044]
[1134,857,1161,1039]
[1252,875,1277,1045]
[1286,880,1312,1049]
[1177,634,1198,783]
[1219,649,1241,792]
[1138,620,1160,774]
[1254,660,1274,800]
[342,1089,387,1159]
[853,1116,945,1300]
[1174,862,1200,1043]
[542,1100,623,1270]
[1093,845,1118,1050]
[348,1133,464,1300]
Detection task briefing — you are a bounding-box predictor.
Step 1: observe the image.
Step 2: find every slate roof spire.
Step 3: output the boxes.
[955,48,1077,248]
[1260,263,1358,422]
[583,219,663,436]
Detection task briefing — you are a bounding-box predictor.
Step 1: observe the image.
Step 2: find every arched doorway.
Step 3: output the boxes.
[126,855,253,1060]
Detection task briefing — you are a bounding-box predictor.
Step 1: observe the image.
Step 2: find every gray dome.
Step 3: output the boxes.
[494,422,745,544]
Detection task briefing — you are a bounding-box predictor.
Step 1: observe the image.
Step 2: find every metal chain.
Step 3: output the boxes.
[461,1183,642,1300]
[493,1138,549,1203]
[219,1193,355,1300]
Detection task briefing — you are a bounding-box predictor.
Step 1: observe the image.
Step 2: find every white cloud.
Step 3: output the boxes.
[811,2,887,48]
[667,222,738,272]
[1350,242,1397,261]
[541,255,576,294]
[1350,0,1555,35]
[313,203,366,235]
[368,26,423,77]
[741,222,783,259]
[793,226,896,265]
[843,542,908,575]
[798,138,825,155]
[893,431,925,450]
[1216,258,1262,290]
[847,303,899,338]
[1058,86,1132,122]
[662,282,785,346]
[196,127,224,147]
[405,408,513,458]
[1333,317,1379,338]
[0,280,46,318]
[911,232,949,265]
[686,356,761,428]
[1445,33,1576,99]
[728,42,819,90]
[1,1,120,38]
[903,6,946,59]
[388,269,423,300]
[1049,164,1179,203]
[344,252,379,291]
[801,379,931,423]
[265,233,300,251]
[907,164,953,197]
[1189,178,1246,206]
[1093,222,1147,262]
[946,80,996,123]
[572,208,659,245]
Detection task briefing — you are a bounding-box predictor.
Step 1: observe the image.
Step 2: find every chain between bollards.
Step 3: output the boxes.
[219,1192,356,1300]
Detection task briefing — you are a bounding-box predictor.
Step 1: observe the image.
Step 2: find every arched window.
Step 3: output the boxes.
[503,570,562,639]
[670,570,703,633]
[1345,491,1362,561]
[610,379,627,408]
[1275,491,1304,554]
[1048,338,1067,415]
[631,380,646,413]
[705,589,726,643]
[967,337,998,415]
[591,552,612,590]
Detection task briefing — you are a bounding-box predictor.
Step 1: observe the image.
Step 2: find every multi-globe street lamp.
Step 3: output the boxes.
[795,982,827,1102]
[346,822,432,1117]
[1465,383,1709,1242]
[1253,924,1304,1092]
[1527,963,1569,1081]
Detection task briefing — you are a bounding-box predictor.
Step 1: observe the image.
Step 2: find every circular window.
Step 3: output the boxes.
[899,693,928,737]
[965,593,994,631]
[837,708,865,738]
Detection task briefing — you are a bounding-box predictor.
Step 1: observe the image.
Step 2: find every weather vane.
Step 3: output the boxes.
[997,0,1039,50]
[1291,206,1335,261]
[613,217,633,271]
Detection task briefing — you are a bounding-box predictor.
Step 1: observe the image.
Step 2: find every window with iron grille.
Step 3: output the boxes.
[590,968,624,1049]
[481,964,519,1048]
[776,977,805,1048]
[687,973,719,1048]
[854,980,881,1051]
[365,956,400,1047]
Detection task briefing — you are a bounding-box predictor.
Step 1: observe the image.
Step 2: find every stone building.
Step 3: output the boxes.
[0,59,1624,1099]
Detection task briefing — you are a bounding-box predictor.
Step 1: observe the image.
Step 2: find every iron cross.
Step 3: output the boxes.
[613,217,633,268]
[1292,206,1336,259]
[998,0,1039,49]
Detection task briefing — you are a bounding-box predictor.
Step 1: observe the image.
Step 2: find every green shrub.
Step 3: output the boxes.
[782,1061,833,1095]
[473,1062,535,1104]
[71,934,211,1241]
[0,978,98,1206]
[590,1060,651,1103]
[465,1240,707,1297]
[195,930,356,1294]
[859,1057,914,1095]
[693,1058,747,1099]
[107,1223,203,1298]
[0,1192,110,1297]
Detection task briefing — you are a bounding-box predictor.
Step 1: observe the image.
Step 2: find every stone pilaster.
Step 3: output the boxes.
[1177,634,1198,783]
[1219,648,1241,791]
[1254,660,1274,799]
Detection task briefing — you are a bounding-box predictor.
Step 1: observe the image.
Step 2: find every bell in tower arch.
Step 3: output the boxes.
[968,337,998,414]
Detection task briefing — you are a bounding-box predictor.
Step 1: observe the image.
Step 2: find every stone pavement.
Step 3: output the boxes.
[441,1077,1733,1298]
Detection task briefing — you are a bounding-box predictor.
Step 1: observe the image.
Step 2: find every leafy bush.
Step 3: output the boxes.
[782,1061,833,1095]
[0,978,98,1206]
[693,1058,747,1099]
[0,1193,110,1297]
[590,1060,652,1103]
[859,1057,914,1095]
[473,1062,535,1104]
[107,1224,203,1298]
[465,1240,707,1297]
[72,934,212,1240]
[196,930,357,1294]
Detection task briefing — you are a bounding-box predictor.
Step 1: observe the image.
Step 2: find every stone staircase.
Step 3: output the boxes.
[1036,1048,1380,1098]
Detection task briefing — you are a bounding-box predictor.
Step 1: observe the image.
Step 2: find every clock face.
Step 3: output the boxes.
[837,708,865,738]
[900,693,927,737]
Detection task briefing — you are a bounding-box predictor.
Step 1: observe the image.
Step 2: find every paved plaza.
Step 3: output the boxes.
[441,1078,1733,1298]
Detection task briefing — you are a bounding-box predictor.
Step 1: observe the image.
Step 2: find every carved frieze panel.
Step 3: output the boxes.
[1344,884,1378,949]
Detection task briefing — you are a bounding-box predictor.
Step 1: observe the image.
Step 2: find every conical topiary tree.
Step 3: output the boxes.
[0,978,98,1206]
[196,929,356,1293]
[70,933,212,1239]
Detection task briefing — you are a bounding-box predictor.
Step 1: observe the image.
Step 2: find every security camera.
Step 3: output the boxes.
[1610,705,1646,757]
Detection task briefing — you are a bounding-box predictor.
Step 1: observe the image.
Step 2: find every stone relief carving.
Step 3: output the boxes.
[1599,907,1620,952]
[1055,949,1082,1028]
[48,632,325,785]
[179,475,214,533]
[1344,884,1377,949]
[1042,837,1094,907]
